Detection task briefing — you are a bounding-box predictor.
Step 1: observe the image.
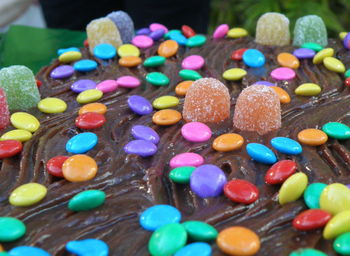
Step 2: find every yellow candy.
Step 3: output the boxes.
[278,172,308,205]
[9,183,47,207]
[295,83,321,96]
[38,97,67,114]
[313,48,334,64]
[77,89,103,104]
[152,96,179,110]
[1,129,32,142]
[320,183,350,215]
[10,112,40,133]
[324,210,350,239]
[222,68,247,81]
[227,28,248,38]
[117,44,140,57]
[58,51,82,63]
[323,57,345,73]
[340,32,348,40]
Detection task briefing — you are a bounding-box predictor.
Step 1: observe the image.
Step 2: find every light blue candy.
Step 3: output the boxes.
[169,33,187,46]
[242,49,265,68]
[164,29,182,39]
[246,143,277,164]
[270,137,302,155]
[9,246,51,256]
[66,132,98,154]
[93,44,116,60]
[304,183,327,209]
[66,239,109,256]
[140,204,181,231]
[74,60,98,72]
[174,242,212,256]
[57,47,80,56]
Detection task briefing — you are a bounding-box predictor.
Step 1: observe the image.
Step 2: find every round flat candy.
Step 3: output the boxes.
[131,125,159,144]
[140,204,181,231]
[127,95,153,115]
[322,122,350,140]
[116,76,141,88]
[57,47,80,55]
[334,232,350,255]
[93,43,116,59]
[242,49,265,68]
[213,24,229,39]
[9,246,50,256]
[179,69,202,80]
[124,139,157,157]
[291,249,326,256]
[9,183,47,207]
[323,57,345,73]
[277,52,300,69]
[246,143,277,164]
[181,122,211,142]
[169,166,196,184]
[182,55,205,70]
[293,48,316,59]
[270,137,302,155]
[253,81,276,86]
[293,209,331,231]
[295,83,321,96]
[38,97,67,114]
[152,96,179,109]
[323,209,350,239]
[301,42,323,52]
[222,68,247,80]
[66,239,109,256]
[212,133,244,152]
[149,29,165,41]
[50,65,74,79]
[150,23,168,33]
[0,140,22,159]
[313,48,334,64]
[73,59,98,72]
[270,86,291,104]
[265,160,297,185]
[76,89,103,104]
[182,25,196,38]
[79,103,107,115]
[96,80,118,93]
[169,33,187,46]
[68,190,106,211]
[136,28,151,35]
[164,29,182,39]
[66,132,98,154]
[304,183,327,209]
[75,112,106,129]
[174,242,212,256]
[71,79,97,93]
[59,51,82,63]
[143,56,166,67]
[224,179,259,204]
[227,28,248,38]
[0,217,26,242]
[10,112,40,133]
[320,183,350,215]
[231,48,248,60]
[146,72,170,86]
[186,35,206,48]
[271,67,296,80]
[117,44,140,57]
[297,128,328,146]
[181,221,218,241]
[152,109,182,125]
[170,152,203,169]
[62,154,98,182]
[1,129,32,142]
[46,155,69,177]
[158,40,179,58]
[131,35,154,49]
[119,56,142,67]
[278,172,308,205]
[175,81,193,96]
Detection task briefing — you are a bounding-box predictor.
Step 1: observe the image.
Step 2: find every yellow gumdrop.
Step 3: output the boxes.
[320,183,350,215]
[77,89,103,104]
[323,57,345,73]
[152,96,179,110]
[227,28,248,38]
[58,51,82,63]
[313,48,334,64]
[323,210,350,239]
[295,83,321,96]
[222,68,247,81]
[117,44,140,57]
[339,32,348,40]
[9,183,47,207]
[10,112,40,133]
[278,172,308,205]
[38,97,67,114]
[1,129,32,142]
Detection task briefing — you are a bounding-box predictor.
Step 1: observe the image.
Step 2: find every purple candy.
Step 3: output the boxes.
[293,48,316,59]
[137,28,151,35]
[127,95,153,115]
[344,33,350,49]
[149,29,165,41]
[253,81,276,86]
[131,125,160,144]
[124,139,157,157]
[346,184,350,190]
[50,65,74,79]
[190,164,227,198]
[71,79,97,93]
[107,11,134,43]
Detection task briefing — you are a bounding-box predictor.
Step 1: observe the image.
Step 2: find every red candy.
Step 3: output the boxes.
[75,112,106,129]
[265,160,296,185]
[182,25,196,38]
[224,179,259,204]
[293,209,331,231]
[345,77,350,87]
[0,88,10,130]
[231,48,248,61]
[84,39,89,47]
[0,140,23,159]
[46,155,69,177]
[36,79,42,87]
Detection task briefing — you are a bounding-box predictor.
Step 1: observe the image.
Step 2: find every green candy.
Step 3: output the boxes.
[68,190,106,211]
[146,72,170,86]
[164,30,182,40]
[0,217,26,242]
[179,69,202,81]
[322,122,350,140]
[169,166,195,184]
[289,248,327,256]
[303,183,327,209]
[186,35,207,48]
[301,42,323,52]
[148,223,187,256]
[0,252,10,256]
[345,69,350,78]
[181,221,218,241]
[334,232,350,255]
[293,15,328,47]
[143,56,166,68]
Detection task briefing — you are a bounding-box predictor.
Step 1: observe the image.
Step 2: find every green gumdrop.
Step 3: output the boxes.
[322,122,350,140]
[0,65,40,111]
[0,217,26,242]
[293,15,328,47]
[68,190,106,211]
[334,232,350,255]
[169,166,195,184]
[303,183,327,209]
[181,221,218,241]
[289,248,327,256]
[143,56,166,68]
[179,69,202,81]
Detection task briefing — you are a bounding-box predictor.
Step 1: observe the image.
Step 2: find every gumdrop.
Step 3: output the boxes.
[233,85,281,135]
[0,65,40,111]
[0,89,9,130]
[255,12,290,46]
[107,11,134,43]
[293,15,327,47]
[86,17,122,53]
[183,78,230,123]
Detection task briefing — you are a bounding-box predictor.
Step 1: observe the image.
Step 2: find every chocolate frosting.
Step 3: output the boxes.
[0,37,350,255]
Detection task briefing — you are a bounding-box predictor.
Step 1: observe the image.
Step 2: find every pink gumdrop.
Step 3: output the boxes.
[271,67,296,80]
[170,152,204,169]
[181,55,205,70]
[213,24,229,39]
[0,89,9,130]
[116,76,141,88]
[181,122,212,142]
[96,80,118,93]
[149,23,169,33]
[132,35,154,49]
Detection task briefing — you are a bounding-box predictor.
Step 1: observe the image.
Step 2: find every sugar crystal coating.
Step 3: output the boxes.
[293,15,328,47]
[107,11,134,43]
[233,85,281,135]
[0,89,9,130]
[183,78,230,123]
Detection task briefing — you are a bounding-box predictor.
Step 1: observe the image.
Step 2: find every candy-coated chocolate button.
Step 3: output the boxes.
[152,109,182,125]
[213,24,229,39]
[345,77,350,87]
[9,246,50,256]
[143,56,166,67]
[270,86,291,104]
[320,183,350,215]
[182,221,218,241]
[62,154,98,182]
[128,95,153,115]
[322,122,350,140]
[150,23,168,33]
[46,155,69,177]
[131,35,154,49]
[74,59,97,72]
[293,209,331,231]
[124,139,157,157]
[152,96,179,109]
[66,239,108,256]
[271,137,302,155]
[71,79,96,93]
[131,125,159,144]
[158,40,179,58]
[175,81,193,96]
[9,183,47,207]
[140,204,181,231]
[334,232,350,255]
[119,56,142,67]
[174,242,211,256]
[68,190,106,211]
[170,152,204,169]
[181,122,211,142]
[116,76,141,88]
[323,57,345,73]
[164,30,181,39]
[0,217,26,242]
[10,112,40,132]
[79,103,107,115]
[304,183,327,209]
[295,83,321,96]
[278,172,308,205]
[38,97,67,114]
[169,166,196,184]
[246,143,277,164]
[75,112,106,129]
[231,48,248,60]
[271,67,296,80]
[313,48,334,64]
[149,29,165,41]
[146,72,170,86]
[117,44,140,57]
[76,89,103,104]
[212,133,244,152]
[323,210,350,239]
[179,69,202,80]
[186,35,206,48]
[290,248,327,256]
[93,43,116,59]
[57,47,80,55]
[297,128,328,146]
[265,160,297,185]
[345,69,350,78]
[217,226,260,256]
[277,52,300,69]
[224,179,259,204]
[66,132,98,154]
[0,140,22,159]
[227,28,248,38]
[301,42,323,52]
[96,80,118,93]
[181,55,205,70]
[243,49,265,68]
[59,51,82,63]
[50,65,74,79]
[1,129,32,142]
[293,48,315,59]
[182,25,196,38]
[222,68,247,81]
[169,32,187,46]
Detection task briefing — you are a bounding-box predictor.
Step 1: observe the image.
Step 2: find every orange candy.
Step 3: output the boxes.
[270,86,291,104]
[233,85,281,135]
[175,81,194,96]
[152,109,182,125]
[158,40,179,58]
[213,133,244,152]
[298,128,328,146]
[119,56,142,67]
[277,52,300,69]
[217,226,260,256]
[62,154,98,182]
[79,103,107,115]
[183,78,230,123]
[0,244,3,252]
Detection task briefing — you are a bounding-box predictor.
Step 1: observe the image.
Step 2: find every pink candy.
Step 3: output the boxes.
[271,67,296,80]
[149,23,169,33]
[132,35,154,49]
[213,24,229,39]
[116,76,141,88]
[181,55,205,70]
[170,152,204,169]
[181,122,212,142]
[96,80,118,93]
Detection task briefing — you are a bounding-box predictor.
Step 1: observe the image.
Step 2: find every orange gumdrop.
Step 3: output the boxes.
[183,78,230,123]
[233,85,281,135]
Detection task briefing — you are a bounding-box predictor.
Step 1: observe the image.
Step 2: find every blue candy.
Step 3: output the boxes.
[242,49,265,68]
[57,47,80,56]
[107,11,134,43]
[127,95,153,115]
[66,239,108,256]
[140,204,181,231]
[165,29,182,39]
[66,132,98,154]
[169,33,188,46]
[174,242,212,256]
[270,137,302,155]
[9,246,50,256]
[131,125,160,144]
[93,44,116,60]
[74,60,98,72]
[246,143,277,164]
